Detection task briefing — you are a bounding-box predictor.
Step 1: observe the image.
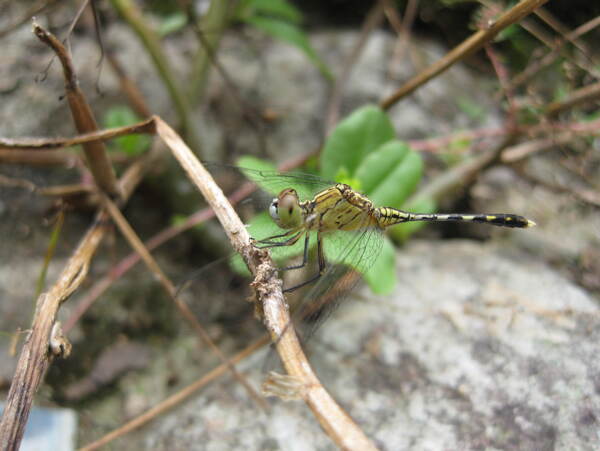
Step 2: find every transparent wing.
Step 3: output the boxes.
[240,168,334,201]
[204,162,334,202]
[286,220,385,346]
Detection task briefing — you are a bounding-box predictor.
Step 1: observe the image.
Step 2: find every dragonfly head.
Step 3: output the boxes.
[269,188,303,229]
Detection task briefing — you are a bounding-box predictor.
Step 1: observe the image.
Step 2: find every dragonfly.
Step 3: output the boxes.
[182,164,535,343]
[247,172,535,294]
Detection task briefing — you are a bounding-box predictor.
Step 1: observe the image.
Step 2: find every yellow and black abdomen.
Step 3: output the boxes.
[376,207,412,228]
[375,207,534,229]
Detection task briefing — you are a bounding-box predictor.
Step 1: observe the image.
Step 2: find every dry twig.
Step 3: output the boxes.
[33,22,121,198]
[0,118,156,151]
[545,81,600,117]
[379,0,550,110]
[508,14,600,92]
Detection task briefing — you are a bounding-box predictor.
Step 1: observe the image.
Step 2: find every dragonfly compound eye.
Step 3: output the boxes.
[269,199,279,221]
[274,189,302,229]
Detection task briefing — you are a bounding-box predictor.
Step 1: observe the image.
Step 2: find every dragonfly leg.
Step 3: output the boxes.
[253,230,301,248]
[283,231,325,293]
[281,233,310,271]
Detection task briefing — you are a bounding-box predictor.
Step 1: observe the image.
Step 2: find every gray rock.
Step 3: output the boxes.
[142,239,600,450]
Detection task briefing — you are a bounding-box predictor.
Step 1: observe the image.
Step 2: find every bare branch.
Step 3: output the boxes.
[0,212,108,450]
[33,22,121,198]
[0,118,156,151]
[380,0,551,110]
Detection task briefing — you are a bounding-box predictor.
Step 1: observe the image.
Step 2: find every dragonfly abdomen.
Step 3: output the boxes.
[376,208,535,229]
[375,207,411,228]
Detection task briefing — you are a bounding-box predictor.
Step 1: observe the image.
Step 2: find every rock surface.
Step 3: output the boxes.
[141,240,600,451]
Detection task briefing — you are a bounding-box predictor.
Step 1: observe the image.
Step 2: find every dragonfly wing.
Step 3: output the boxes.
[288,220,385,345]
[204,163,336,214]
[237,167,334,200]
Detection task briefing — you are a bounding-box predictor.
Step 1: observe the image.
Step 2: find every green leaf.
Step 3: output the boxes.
[582,109,600,122]
[157,11,188,36]
[553,83,568,102]
[363,236,396,294]
[448,135,472,153]
[103,106,151,156]
[333,166,362,191]
[496,23,520,42]
[320,105,396,181]
[242,16,332,80]
[238,0,302,23]
[354,140,422,208]
[229,254,249,277]
[236,155,279,195]
[170,214,188,227]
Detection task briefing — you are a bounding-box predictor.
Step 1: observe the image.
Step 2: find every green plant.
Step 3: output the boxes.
[103,106,152,156]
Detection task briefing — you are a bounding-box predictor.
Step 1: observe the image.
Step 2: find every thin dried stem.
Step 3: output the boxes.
[62,182,253,332]
[187,0,232,101]
[0,118,156,151]
[106,52,153,118]
[0,214,107,450]
[508,14,600,92]
[408,133,519,208]
[0,149,81,166]
[520,16,600,79]
[190,11,267,152]
[109,0,200,151]
[33,22,121,198]
[379,0,550,110]
[383,0,418,77]
[545,80,600,117]
[534,7,592,57]
[484,44,517,126]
